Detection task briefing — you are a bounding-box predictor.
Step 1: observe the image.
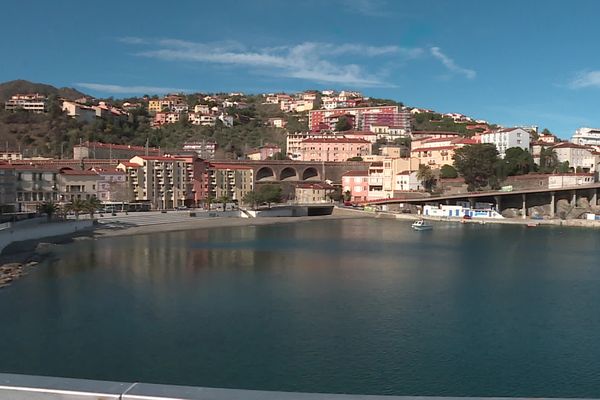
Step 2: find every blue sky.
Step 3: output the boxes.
[3,0,600,137]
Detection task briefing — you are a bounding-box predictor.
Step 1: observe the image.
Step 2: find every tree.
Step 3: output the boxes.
[453,144,500,191]
[242,191,259,210]
[439,164,458,179]
[557,161,570,173]
[327,187,343,202]
[343,190,352,202]
[257,184,282,208]
[84,197,103,219]
[335,116,352,131]
[347,156,363,161]
[503,147,535,176]
[218,195,230,210]
[64,198,87,220]
[539,147,559,173]
[37,201,60,222]
[416,164,435,192]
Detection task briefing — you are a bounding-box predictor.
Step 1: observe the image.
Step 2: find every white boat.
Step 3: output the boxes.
[412,219,433,231]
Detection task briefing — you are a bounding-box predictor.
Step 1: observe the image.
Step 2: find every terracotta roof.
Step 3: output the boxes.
[60,170,99,176]
[411,146,456,152]
[136,156,185,161]
[302,138,370,144]
[209,163,253,170]
[342,170,369,177]
[119,162,141,168]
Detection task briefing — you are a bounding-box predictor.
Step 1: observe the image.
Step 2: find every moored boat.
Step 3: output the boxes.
[412,219,433,231]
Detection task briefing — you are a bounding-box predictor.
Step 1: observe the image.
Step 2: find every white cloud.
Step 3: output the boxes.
[430,47,476,79]
[568,70,600,89]
[130,39,419,87]
[76,83,186,95]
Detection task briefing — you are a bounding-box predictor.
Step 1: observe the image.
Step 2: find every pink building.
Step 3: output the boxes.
[342,170,369,203]
[91,167,129,202]
[309,106,398,132]
[299,138,372,162]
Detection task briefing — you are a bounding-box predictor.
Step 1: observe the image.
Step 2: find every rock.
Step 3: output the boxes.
[501,208,520,218]
[26,261,39,267]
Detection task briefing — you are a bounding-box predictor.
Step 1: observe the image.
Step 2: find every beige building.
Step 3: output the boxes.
[208,163,254,203]
[62,100,97,123]
[57,170,101,203]
[118,156,187,209]
[294,183,335,203]
[14,165,59,212]
[411,137,476,169]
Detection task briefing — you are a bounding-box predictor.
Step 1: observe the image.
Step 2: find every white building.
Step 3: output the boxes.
[395,171,420,191]
[480,127,530,158]
[5,94,47,113]
[572,127,600,146]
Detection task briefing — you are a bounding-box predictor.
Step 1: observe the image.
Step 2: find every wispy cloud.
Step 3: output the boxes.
[567,70,600,89]
[430,47,476,79]
[130,39,420,87]
[76,83,186,95]
[340,0,389,17]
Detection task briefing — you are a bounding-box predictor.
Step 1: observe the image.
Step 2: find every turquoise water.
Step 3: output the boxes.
[1,219,600,397]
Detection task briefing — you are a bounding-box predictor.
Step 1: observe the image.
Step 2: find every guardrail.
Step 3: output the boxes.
[0,373,586,400]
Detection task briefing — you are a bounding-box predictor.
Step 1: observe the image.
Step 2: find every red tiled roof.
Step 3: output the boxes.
[119,162,141,168]
[209,163,253,170]
[411,146,456,152]
[136,156,185,161]
[342,170,369,177]
[302,138,371,144]
[60,170,99,176]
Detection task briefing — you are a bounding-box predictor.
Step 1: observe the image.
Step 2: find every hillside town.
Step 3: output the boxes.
[1,87,600,222]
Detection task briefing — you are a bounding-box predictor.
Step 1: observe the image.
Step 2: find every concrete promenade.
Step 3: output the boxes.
[0,373,587,400]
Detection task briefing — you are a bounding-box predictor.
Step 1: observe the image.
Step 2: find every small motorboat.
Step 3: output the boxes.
[412,219,433,231]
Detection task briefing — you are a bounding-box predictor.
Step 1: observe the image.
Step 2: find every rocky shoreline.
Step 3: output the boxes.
[0,242,61,290]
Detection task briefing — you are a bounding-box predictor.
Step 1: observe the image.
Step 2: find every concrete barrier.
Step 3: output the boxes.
[0,220,94,254]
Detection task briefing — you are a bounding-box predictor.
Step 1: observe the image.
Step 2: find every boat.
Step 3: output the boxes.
[412,219,433,231]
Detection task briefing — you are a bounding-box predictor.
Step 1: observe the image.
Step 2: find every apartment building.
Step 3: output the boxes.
[411,137,477,169]
[552,142,600,172]
[4,94,47,113]
[299,138,372,162]
[309,106,398,132]
[207,163,254,202]
[14,165,59,211]
[57,170,101,203]
[182,141,217,160]
[0,165,17,210]
[480,127,530,158]
[91,167,130,203]
[342,170,369,203]
[118,156,187,209]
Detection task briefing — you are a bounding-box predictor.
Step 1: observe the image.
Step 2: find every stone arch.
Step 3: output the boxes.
[302,167,320,181]
[256,166,276,182]
[280,167,299,181]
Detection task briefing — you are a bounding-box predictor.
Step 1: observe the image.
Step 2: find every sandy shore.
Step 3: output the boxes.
[93,209,370,239]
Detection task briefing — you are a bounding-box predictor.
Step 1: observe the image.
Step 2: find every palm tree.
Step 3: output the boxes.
[218,195,230,211]
[416,164,435,192]
[64,198,87,220]
[85,197,103,219]
[37,201,60,222]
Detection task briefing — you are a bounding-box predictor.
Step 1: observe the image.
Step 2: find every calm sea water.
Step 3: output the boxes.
[1,219,600,397]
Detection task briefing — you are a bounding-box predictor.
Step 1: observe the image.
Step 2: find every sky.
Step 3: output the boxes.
[2,0,600,138]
